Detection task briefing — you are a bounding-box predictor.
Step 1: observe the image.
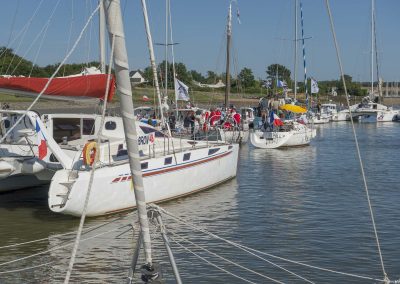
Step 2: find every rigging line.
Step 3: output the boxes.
[63,0,75,77]
[12,0,62,76]
[4,0,45,75]
[0,212,131,250]
[170,237,257,284]
[63,30,116,284]
[0,260,55,275]
[324,1,388,282]
[86,0,94,66]
[170,232,288,284]
[158,207,384,282]
[0,3,101,144]
[0,0,20,74]
[0,225,127,268]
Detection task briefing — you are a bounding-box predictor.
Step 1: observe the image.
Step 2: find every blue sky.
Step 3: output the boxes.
[1,0,399,82]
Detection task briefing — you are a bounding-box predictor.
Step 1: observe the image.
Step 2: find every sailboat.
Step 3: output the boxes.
[46,0,240,217]
[218,2,249,144]
[249,0,316,149]
[347,0,399,122]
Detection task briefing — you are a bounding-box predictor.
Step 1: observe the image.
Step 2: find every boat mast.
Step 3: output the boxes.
[99,0,106,73]
[103,0,153,270]
[224,2,232,109]
[372,0,382,103]
[294,0,298,101]
[371,0,374,98]
[300,1,308,109]
[141,0,165,130]
[168,0,179,119]
[165,0,169,108]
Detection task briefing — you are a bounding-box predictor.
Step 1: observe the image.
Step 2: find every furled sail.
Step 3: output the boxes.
[0,73,115,101]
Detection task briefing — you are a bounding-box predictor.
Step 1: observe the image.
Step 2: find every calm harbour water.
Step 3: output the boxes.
[0,122,399,283]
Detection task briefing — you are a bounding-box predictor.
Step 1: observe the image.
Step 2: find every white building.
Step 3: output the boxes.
[129,70,147,85]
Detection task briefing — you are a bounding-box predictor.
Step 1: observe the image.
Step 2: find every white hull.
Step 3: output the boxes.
[49,144,239,216]
[220,129,249,144]
[250,124,316,149]
[0,173,48,192]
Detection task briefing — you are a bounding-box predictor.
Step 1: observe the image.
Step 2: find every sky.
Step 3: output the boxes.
[1,0,400,82]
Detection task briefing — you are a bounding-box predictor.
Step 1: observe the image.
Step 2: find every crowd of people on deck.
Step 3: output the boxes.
[168,105,242,135]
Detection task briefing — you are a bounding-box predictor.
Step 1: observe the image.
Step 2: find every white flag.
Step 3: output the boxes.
[311,78,319,94]
[175,78,190,101]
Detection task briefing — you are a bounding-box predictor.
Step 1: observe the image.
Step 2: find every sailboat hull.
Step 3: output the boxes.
[48,144,239,216]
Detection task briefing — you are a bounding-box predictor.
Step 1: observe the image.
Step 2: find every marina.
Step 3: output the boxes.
[1,0,400,283]
[0,122,400,283]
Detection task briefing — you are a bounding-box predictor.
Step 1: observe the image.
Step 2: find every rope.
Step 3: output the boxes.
[156,206,386,282]
[170,232,286,284]
[4,0,45,75]
[11,0,62,76]
[63,31,115,284]
[0,225,127,268]
[0,3,101,144]
[0,261,55,275]
[324,1,388,282]
[170,237,257,284]
[0,213,130,250]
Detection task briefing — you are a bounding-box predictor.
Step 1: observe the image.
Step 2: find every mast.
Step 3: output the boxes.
[165,0,169,108]
[141,0,165,130]
[294,0,298,101]
[300,1,308,108]
[371,0,374,98]
[103,0,153,269]
[372,0,382,103]
[168,0,179,119]
[99,0,106,73]
[224,2,232,109]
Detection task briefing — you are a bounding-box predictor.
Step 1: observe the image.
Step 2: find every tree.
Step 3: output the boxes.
[205,71,220,84]
[266,63,292,88]
[190,70,205,83]
[238,67,255,89]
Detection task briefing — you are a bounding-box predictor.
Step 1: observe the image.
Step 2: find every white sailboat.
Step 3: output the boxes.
[46,0,239,217]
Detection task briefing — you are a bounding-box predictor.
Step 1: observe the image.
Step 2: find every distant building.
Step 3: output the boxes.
[129,70,147,85]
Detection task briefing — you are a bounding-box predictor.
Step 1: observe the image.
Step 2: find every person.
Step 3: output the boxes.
[168,112,176,130]
[232,109,241,125]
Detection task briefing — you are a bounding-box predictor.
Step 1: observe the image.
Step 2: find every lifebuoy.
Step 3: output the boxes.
[83,141,98,166]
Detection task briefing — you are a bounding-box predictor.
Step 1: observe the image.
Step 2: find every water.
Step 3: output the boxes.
[0,122,399,283]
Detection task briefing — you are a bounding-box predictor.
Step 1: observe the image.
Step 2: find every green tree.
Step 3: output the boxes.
[266,63,292,88]
[190,70,205,83]
[238,67,255,89]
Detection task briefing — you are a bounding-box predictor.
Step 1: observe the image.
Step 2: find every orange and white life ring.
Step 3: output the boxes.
[82,141,98,166]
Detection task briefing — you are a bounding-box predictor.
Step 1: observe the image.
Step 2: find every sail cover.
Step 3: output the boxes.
[0,74,116,101]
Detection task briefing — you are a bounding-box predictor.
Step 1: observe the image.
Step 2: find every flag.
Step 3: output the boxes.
[269,111,284,127]
[175,78,190,101]
[311,78,319,94]
[277,80,287,88]
[35,119,47,160]
[262,79,272,89]
[142,95,150,101]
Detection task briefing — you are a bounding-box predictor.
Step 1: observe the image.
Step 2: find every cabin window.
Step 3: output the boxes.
[164,157,172,165]
[183,153,191,161]
[4,119,10,128]
[49,154,59,163]
[139,126,166,138]
[208,148,220,155]
[141,162,148,170]
[52,118,81,143]
[105,121,117,130]
[82,119,95,135]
